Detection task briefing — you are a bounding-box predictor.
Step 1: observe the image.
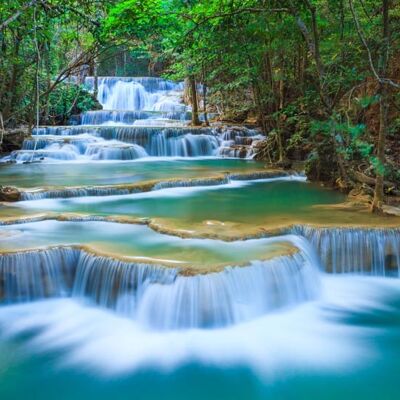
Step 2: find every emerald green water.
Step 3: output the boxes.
[13,181,346,230]
[0,220,290,268]
[1,157,400,400]
[0,159,265,188]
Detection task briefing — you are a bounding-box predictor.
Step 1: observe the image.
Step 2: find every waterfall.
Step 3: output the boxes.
[148,133,219,157]
[84,76,183,93]
[151,177,229,191]
[84,142,148,160]
[136,253,318,329]
[293,226,400,276]
[20,187,132,201]
[2,223,400,329]
[0,234,320,329]
[23,126,262,159]
[0,76,267,162]
[72,252,177,315]
[8,148,79,162]
[21,127,222,158]
[85,76,188,118]
[17,171,303,200]
[0,247,79,303]
[81,110,192,125]
[98,80,153,110]
[19,176,229,200]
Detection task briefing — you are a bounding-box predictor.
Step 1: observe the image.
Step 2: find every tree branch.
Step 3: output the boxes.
[0,0,44,31]
[348,0,400,89]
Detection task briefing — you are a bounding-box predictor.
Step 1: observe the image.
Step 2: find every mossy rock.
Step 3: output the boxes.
[0,186,21,202]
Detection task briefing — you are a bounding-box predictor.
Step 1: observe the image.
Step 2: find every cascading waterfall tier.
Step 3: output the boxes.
[17,134,148,161]
[22,134,100,152]
[293,226,400,276]
[31,126,222,154]
[18,171,299,200]
[0,241,319,329]
[0,76,265,162]
[84,76,187,120]
[1,126,263,161]
[85,76,184,93]
[80,110,192,125]
[72,251,178,315]
[84,141,148,160]
[136,253,318,329]
[0,247,80,302]
[18,176,231,200]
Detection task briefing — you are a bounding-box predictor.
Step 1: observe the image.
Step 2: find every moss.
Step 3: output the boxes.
[0,186,21,202]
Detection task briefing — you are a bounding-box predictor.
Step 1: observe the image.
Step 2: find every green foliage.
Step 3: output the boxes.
[370,156,386,176]
[356,95,380,109]
[46,83,100,125]
[1,0,399,187]
[0,0,110,127]
[97,0,396,186]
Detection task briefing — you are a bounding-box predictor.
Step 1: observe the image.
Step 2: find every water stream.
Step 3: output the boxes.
[0,76,399,399]
[1,77,263,163]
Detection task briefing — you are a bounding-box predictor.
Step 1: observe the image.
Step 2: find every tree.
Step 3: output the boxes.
[0,0,111,127]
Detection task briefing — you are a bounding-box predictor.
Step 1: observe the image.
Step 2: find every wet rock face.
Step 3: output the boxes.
[67,114,81,125]
[219,145,250,158]
[0,128,30,154]
[0,186,21,202]
[215,125,264,158]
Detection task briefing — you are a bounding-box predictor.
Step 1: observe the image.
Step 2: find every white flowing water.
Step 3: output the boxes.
[0,247,79,302]
[0,233,320,329]
[2,218,400,331]
[15,173,304,200]
[135,253,318,329]
[2,127,261,161]
[1,77,399,399]
[89,77,186,116]
[0,77,265,162]
[293,226,400,276]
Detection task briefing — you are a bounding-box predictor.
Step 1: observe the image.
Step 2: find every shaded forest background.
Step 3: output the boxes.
[0,0,399,211]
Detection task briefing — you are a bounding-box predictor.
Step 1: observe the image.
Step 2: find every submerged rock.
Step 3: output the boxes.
[0,186,21,202]
[382,205,400,217]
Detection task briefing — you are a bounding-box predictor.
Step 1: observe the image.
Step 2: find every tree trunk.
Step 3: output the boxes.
[251,80,268,133]
[189,75,201,126]
[2,36,21,124]
[371,0,390,212]
[201,65,209,125]
[371,84,388,211]
[291,1,331,110]
[93,57,99,100]
[262,50,276,113]
[202,82,209,126]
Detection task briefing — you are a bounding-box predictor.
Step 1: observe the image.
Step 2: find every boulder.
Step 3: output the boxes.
[0,186,21,202]
[0,127,30,153]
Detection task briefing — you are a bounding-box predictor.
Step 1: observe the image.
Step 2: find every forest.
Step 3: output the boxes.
[1,2,400,400]
[1,0,399,211]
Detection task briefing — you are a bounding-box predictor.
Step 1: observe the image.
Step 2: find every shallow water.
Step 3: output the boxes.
[0,159,265,188]
[9,180,344,227]
[0,220,292,268]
